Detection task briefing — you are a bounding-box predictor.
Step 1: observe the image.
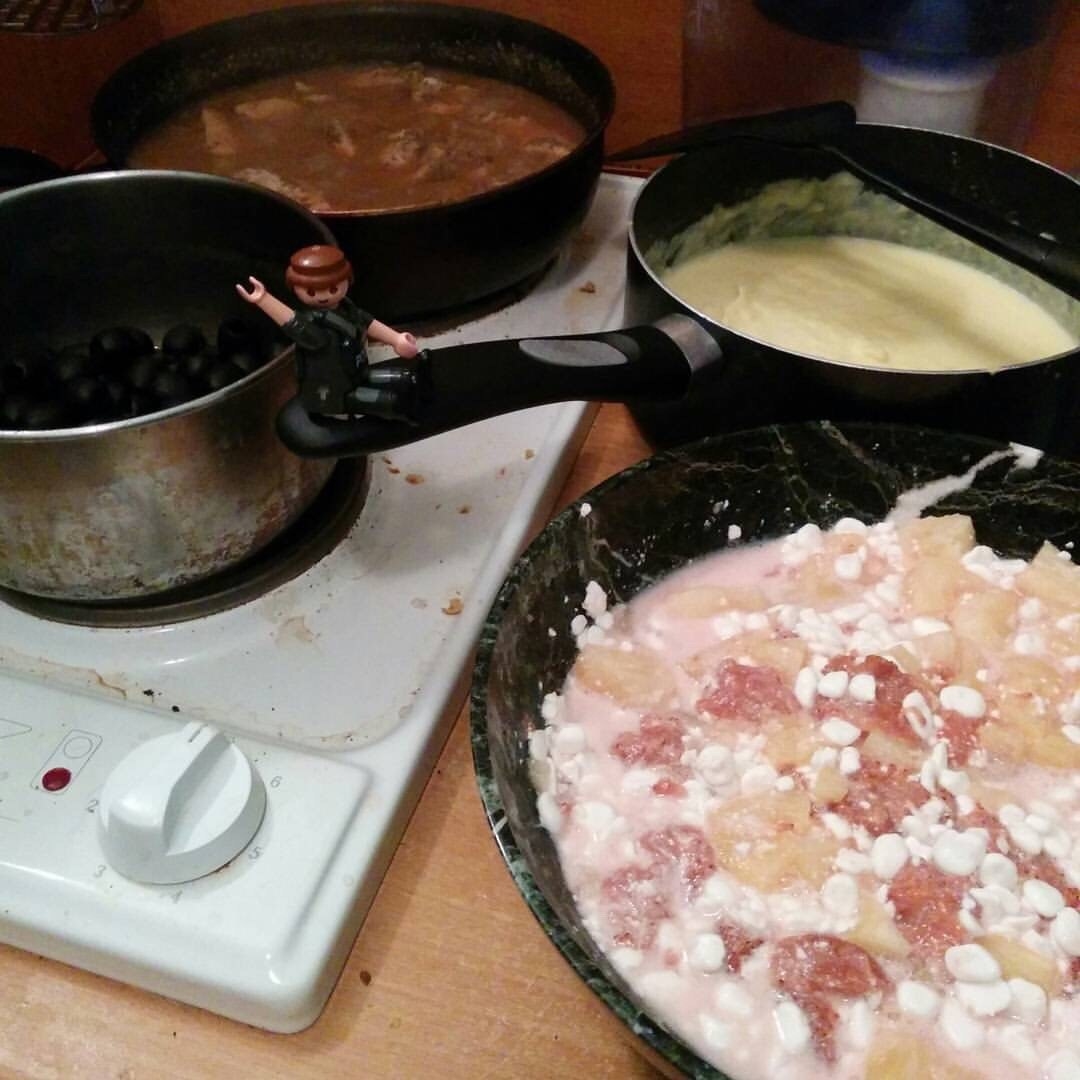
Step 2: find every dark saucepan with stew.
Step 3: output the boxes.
[91,1,615,320]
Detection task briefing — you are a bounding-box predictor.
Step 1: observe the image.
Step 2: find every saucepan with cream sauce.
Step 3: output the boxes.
[624,124,1080,454]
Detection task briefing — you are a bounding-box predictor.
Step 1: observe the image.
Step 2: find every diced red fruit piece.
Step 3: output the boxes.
[715,922,764,974]
[600,865,669,950]
[938,708,985,766]
[771,934,889,999]
[834,761,929,837]
[888,861,969,960]
[697,659,800,723]
[611,714,685,767]
[651,778,686,798]
[800,995,841,1064]
[819,654,923,746]
[770,934,887,1064]
[639,824,716,894]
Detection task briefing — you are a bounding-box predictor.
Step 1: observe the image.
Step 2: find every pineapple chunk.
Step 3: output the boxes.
[905,555,981,619]
[709,792,837,889]
[740,636,808,684]
[680,632,807,686]
[861,729,923,770]
[844,894,910,959]
[898,514,976,560]
[763,716,821,770]
[979,933,1063,996]
[1000,655,1062,699]
[573,645,675,708]
[1015,542,1080,612]
[951,588,1018,653]
[867,1029,979,1080]
[981,699,1080,769]
[710,827,839,891]
[662,584,767,618]
[811,764,850,805]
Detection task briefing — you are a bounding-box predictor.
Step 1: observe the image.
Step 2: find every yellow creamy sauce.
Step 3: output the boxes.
[660,236,1078,371]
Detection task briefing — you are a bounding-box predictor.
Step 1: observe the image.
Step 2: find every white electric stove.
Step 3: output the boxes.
[0,174,641,1033]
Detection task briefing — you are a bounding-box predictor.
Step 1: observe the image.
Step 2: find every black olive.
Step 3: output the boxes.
[53,344,97,383]
[162,323,207,358]
[151,369,194,407]
[126,353,164,392]
[205,361,245,392]
[0,362,25,395]
[180,351,212,382]
[227,348,262,375]
[0,393,30,428]
[64,374,113,416]
[104,378,129,411]
[23,399,70,430]
[90,326,155,369]
[127,389,157,418]
[17,352,60,398]
[217,317,261,359]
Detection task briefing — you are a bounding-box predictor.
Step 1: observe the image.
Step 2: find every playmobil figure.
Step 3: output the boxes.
[237,244,419,418]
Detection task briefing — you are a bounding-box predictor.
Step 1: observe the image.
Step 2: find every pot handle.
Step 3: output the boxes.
[276,314,723,458]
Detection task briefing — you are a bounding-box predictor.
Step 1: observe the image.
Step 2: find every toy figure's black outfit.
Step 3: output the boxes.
[281,297,373,415]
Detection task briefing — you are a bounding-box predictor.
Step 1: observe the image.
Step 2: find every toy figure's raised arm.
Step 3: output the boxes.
[236,276,296,327]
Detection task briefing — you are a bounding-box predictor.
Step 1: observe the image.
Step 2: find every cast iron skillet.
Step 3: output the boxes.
[91,1,614,321]
[469,420,1080,1080]
[274,125,1080,462]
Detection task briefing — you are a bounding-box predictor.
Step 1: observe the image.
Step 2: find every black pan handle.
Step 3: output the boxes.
[276,314,724,458]
[0,147,69,189]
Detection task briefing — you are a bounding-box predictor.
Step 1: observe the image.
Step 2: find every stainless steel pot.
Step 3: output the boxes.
[0,170,337,601]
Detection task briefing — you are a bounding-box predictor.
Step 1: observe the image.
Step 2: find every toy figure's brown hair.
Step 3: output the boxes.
[285,245,354,291]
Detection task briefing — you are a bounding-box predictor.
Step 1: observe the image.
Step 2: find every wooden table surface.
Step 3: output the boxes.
[1,404,662,1080]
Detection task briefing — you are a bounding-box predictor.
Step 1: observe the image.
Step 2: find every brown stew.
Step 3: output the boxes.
[130,62,587,213]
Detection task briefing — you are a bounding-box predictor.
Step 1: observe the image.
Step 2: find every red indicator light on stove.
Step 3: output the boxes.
[42,767,72,792]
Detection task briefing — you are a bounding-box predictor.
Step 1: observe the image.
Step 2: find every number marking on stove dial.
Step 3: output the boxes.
[97,721,266,885]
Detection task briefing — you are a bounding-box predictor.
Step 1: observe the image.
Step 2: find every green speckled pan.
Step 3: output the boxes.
[470,420,1080,1079]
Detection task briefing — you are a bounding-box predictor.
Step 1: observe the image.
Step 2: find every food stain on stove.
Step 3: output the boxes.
[274,614,316,645]
[0,645,128,700]
[578,281,597,294]
[404,473,425,485]
[524,449,536,460]
[442,597,464,616]
[410,597,428,609]
[458,505,472,514]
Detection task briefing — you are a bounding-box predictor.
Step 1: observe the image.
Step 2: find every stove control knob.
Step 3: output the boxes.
[98,721,266,885]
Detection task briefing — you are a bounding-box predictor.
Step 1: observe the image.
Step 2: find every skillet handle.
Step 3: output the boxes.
[276,314,723,458]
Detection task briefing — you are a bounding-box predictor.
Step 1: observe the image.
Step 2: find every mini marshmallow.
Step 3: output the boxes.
[849,673,877,702]
[820,718,861,746]
[1051,907,1080,956]
[816,670,850,699]
[838,746,861,775]
[932,829,987,877]
[979,852,1019,891]
[940,998,985,1050]
[871,833,909,880]
[945,943,1001,983]
[688,933,728,974]
[1007,978,1048,1023]
[955,980,1011,1017]
[821,873,859,918]
[939,685,987,719]
[793,666,818,710]
[897,980,941,1019]
[1022,878,1065,918]
[773,1000,811,1054]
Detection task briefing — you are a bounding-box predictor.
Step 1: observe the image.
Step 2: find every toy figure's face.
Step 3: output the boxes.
[295,279,349,309]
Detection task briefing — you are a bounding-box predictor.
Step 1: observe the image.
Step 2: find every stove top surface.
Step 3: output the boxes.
[0,174,642,1031]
